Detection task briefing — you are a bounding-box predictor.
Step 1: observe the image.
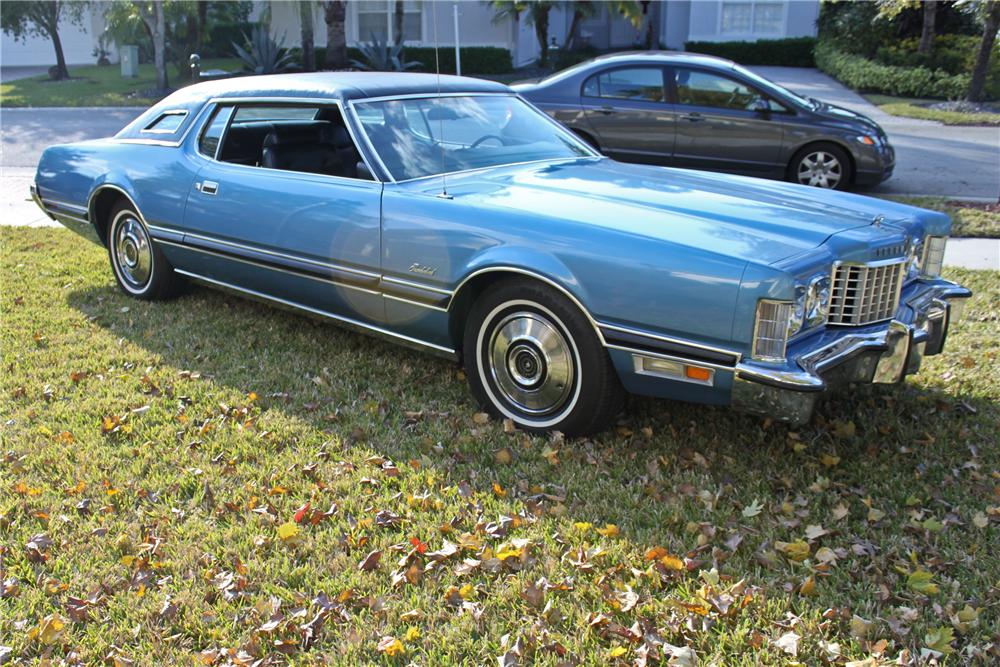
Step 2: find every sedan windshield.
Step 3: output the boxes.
[354,95,593,181]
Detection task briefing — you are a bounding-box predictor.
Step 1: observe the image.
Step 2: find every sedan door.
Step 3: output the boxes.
[667,67,786,177]
[580,66,676,165]
[180,103,385,324]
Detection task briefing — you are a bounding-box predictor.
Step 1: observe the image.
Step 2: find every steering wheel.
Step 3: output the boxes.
[469,134,504,149]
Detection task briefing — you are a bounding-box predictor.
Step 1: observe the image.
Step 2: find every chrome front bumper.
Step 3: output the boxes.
[732,278,971,425]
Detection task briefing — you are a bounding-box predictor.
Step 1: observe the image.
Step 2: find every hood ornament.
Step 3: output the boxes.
[872,214,885,228]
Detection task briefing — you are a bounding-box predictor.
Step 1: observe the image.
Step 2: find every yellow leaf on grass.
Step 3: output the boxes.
[776,540,810,562]
[495,546,523,561]
[659,554,685,571]
[459,583,475,600]
[573,522,593,532]
[907,570,939,595]
[608,646,628,658]
[404,627,421,641]
[376,635,405,656]
[277,522,300,542]
[596,524,620,537]
[28,613,68,645]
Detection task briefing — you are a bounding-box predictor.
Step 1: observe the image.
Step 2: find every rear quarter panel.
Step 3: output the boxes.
[35,139,204,239]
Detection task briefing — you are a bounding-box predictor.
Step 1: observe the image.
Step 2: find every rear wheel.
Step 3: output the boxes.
[462,279,624,436]
[107,200,182,300]
[789,143,851,190]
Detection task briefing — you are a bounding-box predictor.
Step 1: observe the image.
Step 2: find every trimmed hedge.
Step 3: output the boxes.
[814,42,969,99]
[684,37,817,67]
[314,45,512,75]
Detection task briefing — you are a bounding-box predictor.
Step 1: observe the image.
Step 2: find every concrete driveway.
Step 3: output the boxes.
[753,67,1000,200]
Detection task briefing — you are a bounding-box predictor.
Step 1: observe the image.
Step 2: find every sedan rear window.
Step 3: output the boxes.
[142,111,187,134]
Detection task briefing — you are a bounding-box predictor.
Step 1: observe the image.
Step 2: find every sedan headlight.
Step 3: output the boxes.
[804,275,831,328]
[921,236,947,278]
[906,236,924,281]
[752,300,798,362]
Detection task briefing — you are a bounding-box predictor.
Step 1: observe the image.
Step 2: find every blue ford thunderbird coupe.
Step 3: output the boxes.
[32,72,970,435]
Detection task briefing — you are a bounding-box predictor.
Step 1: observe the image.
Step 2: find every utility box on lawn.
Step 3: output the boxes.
[120,45,139,78]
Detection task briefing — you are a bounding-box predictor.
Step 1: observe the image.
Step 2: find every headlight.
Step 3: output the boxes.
[906,236,924,281]
[856,135,877,146]
[921,236,947,278]
[752,300,798,362]
[805,275,830,328]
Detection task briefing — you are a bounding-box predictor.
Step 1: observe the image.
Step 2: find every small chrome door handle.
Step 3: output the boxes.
[598,105,616,115]
[199,180,219,195]
[681,113,704,122]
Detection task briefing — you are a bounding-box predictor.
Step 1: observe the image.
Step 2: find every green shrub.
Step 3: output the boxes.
[815,42,970,99]
[553,46,602,71]
[684,37,817,67]
[875,35,999,100]
[315,45,512,75]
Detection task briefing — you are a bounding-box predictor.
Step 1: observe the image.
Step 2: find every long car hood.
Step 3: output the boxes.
[429,158,892,265]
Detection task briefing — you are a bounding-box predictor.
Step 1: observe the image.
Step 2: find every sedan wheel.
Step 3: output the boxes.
[463,278,624,435]
[790,143,851,190]
[107,200,182,300]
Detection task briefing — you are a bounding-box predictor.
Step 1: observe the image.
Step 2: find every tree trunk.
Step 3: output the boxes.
[393,0,404,46]
[918,0,936,55]
[534,7,550,67]
[323,1,347,69]
[646,0,662,50]
[968,1,1000,102]
[565,9,584,52]
[196,1,208,55]
[152,1,168,91]
[300,1,315,70]
[49,27,70,80]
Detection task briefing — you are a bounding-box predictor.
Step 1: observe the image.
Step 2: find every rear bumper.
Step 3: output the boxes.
[732,278,970,424]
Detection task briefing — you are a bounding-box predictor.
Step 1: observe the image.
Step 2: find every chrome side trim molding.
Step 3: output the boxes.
[382,274,453,296]
[40,197,88,215]
[180,230,381,282]
[606,344,735,373]
[599,322,741,365]
[157,239,381,296]
[173,268,457,359]
[85,184,147,235]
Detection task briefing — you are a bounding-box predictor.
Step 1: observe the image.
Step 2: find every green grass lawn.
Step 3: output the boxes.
[873,196,1000,239]
[0,59,241,107]
[863,94,1000,126]
[2,226,998,665]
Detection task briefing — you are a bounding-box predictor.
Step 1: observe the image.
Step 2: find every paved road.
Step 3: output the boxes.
[2,108,143,227]
[754,67,1000,200]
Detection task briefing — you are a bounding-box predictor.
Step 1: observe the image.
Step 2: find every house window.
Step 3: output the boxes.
[356,1,422,43]
[721,1,783,36]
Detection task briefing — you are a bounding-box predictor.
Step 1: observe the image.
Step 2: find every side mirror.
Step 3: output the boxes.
[356,161,375,181]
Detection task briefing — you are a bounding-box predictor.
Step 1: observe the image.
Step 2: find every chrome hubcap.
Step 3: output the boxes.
[797,151,842,188]
[488,311,574,415]
[114,215,152,288]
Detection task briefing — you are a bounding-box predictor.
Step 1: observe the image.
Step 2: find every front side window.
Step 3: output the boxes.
[674,69,758,111]
[213,104,369,179]
[354,95,592,181]
[584,67,665,103]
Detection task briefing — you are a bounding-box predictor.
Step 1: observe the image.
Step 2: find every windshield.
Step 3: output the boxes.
[353,95,593,181]
[732,65,815,109]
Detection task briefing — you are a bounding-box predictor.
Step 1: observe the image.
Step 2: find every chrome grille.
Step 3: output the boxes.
[828,261,905,326]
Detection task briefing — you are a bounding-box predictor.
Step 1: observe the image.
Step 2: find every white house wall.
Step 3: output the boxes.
[1,3,111,68]
[686,0,819,43]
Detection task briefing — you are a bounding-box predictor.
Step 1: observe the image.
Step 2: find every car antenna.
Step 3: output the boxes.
[431,0,451,199]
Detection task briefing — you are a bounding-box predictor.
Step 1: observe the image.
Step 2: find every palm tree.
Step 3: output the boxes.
[322,0,347,69]
[968,0,1000,102]
[489,1,555,67]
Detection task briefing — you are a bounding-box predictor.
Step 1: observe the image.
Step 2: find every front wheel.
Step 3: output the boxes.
[463,279,624,436]
[789,143,851,190]
[107,200,182,300]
